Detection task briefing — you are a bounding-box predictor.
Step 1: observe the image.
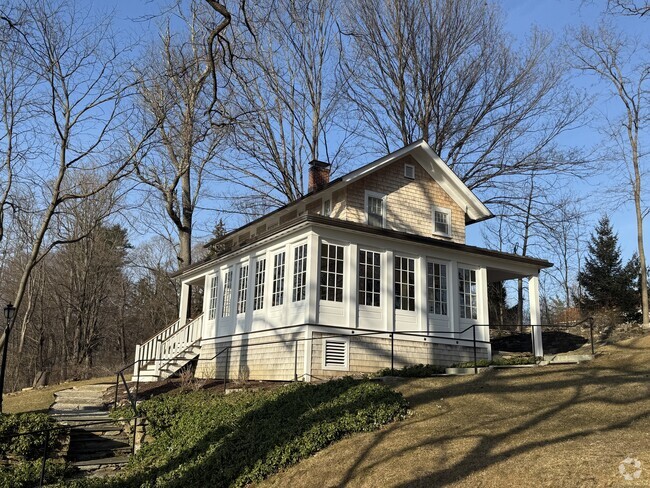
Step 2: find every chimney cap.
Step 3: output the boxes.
[309,159,330,168]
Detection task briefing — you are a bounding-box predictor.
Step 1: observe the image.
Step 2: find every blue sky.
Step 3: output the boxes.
[102,0,648,261]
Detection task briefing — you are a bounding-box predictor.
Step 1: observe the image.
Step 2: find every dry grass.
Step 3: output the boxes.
[261,334,650,488]
[2,376,115,414]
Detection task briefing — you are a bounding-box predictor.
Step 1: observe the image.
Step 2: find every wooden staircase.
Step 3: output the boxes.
[134,314,203,382]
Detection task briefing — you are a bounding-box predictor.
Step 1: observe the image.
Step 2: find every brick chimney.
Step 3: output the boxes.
[308,159,331,193]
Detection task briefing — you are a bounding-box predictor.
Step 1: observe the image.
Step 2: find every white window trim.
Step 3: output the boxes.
[322,336,350,371]
[432,206,452,237]
[271,250,286,307]
[365,190,387,228]
[426,259,449,317]
[458,264,479,322]
[207,273,219,320]
[236,262,249,315]
[358,248,381,308]
[319,241,345,303]
[404,163,415,179]
[221,267,234,318]
[291,241,309,303]
[394,254,417,312]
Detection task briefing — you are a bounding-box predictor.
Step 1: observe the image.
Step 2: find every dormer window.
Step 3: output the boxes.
[365,191,386,228]
[433,206,451,237]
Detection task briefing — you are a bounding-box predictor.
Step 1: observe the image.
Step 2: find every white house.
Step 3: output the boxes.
[134,140,551,382]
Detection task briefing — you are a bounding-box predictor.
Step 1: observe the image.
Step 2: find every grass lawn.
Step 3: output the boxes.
[2,376,115,414]
[261,334,650,488]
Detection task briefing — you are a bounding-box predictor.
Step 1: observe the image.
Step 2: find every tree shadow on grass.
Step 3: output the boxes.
[335,338,650,487]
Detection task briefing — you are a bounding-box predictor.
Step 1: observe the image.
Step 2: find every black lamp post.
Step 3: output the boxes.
[0,302,16,413]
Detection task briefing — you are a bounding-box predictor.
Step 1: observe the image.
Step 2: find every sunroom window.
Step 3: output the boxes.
[427,261,447,315]
[359,249,381,307]
[395,256,415,311]
[292,243,308,302]
[253,258,266,311]
[207,275,218,320]
[458,267,477,320]
[320,243,344,302]
[221,269,232,318]
[236,264,249,314]
[272,252,285,306]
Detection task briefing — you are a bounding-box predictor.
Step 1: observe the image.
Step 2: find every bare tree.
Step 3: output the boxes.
[132,3,227,269]
[225,0,354,214]
[606,0,650,16]
[0,1,147,371]
[0,5,33,261]
[343,0,587,195]
[569,22,650,328]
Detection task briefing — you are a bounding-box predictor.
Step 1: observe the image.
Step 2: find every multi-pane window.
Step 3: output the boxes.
[433,207,451,236]
[253,258,266,311]
[236,264,249,314]
[272,252,285,306]
[427,262,447,315]
[395,256,415,311]
[458,267,477,320]
[207,275,218,320]
[359,249,380,307]
[367,194,384,227]
[320,243,344,302]
[221,269,233,317]
[292,243,308,302]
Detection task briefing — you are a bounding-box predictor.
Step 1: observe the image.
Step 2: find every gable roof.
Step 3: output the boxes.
[206,140,492,248]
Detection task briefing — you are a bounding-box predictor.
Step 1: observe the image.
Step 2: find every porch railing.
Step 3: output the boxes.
[134,314,203,378]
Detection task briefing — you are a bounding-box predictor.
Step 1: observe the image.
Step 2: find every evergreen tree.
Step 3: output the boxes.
[577,216,637,314]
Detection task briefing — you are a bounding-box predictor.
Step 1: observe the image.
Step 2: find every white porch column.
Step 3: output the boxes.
[178,282,190,326]
[529,274,543,357]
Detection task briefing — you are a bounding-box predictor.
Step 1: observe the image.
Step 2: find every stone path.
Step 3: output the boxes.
[49,384,131,473]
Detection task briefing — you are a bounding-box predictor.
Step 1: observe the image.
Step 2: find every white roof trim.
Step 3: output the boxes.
[339,140,492,222]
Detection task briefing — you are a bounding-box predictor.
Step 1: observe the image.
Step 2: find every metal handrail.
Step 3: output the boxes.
[0,416,140,487]
[113,318,596,410]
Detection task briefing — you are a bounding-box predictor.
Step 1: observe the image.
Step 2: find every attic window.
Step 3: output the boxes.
[323,199,331,216]
[323,338,349,370]
[404,164,415,179]
[365,191,386,228]
[433,206,451,237]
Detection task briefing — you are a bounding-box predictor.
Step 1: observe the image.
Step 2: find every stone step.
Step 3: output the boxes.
[55,388,107,396]
[53,396,106,404]
[51,411,109,419]
[68,438,131,452]
[72,456,129,469]
[50,408,106,416]
[544,354,594,364]
[70,384,114,391]
[69,446,132,457]
[72,424,124,433]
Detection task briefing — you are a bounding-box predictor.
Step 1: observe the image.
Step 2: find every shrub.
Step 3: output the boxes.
[0,459,69,488]
[376,364,446,377]
[72,377,408,488]
[0,413,69,488]
[453,356,536,368]
[0,413,60,460]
